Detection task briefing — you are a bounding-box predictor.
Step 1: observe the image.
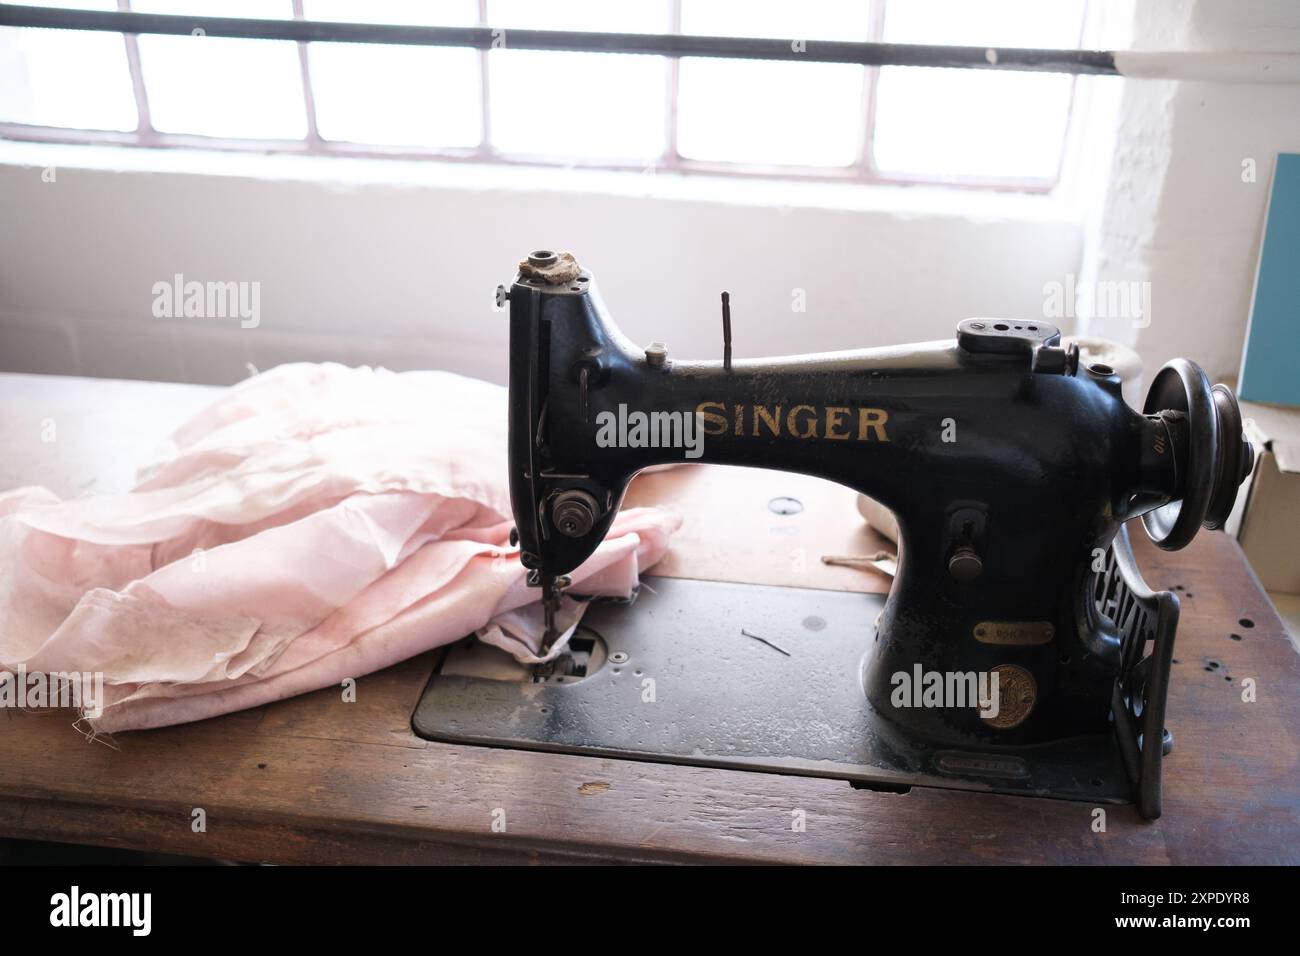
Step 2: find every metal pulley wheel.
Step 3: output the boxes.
[1141,359,1253,551]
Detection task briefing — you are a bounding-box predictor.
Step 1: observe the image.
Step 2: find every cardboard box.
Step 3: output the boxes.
[1227,401,1300,593]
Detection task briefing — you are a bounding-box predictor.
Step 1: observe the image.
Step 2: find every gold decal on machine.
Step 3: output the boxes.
[788,405,818,439]
[981,664,1037,730]
[695,403,891,441]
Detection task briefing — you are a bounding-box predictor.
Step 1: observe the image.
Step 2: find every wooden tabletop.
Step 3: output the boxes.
[1,373,1297,864]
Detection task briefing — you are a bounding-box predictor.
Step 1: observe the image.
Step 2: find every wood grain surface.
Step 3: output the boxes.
[0,373,1296,864]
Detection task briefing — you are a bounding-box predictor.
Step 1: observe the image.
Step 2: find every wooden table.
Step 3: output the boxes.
[1,373,1297,864]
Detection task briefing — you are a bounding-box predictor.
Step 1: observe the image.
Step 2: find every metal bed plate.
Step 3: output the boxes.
[413,577,1131,805]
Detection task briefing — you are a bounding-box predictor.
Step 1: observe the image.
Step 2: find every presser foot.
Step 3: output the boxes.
[528,572,570,656]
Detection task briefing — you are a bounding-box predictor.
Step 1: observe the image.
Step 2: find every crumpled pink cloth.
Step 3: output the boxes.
[0,363,681,733]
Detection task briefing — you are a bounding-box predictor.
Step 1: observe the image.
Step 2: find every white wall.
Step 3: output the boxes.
[0,144,1083,386]
[1082,0,1300,385]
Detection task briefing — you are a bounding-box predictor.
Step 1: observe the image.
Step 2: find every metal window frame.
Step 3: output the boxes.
[0,0,1086,193]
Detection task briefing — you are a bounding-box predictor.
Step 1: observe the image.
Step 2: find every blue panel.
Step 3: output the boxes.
[1240,153,1300,407]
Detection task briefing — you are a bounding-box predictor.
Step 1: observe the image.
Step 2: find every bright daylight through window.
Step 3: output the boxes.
[0,0,1087,187]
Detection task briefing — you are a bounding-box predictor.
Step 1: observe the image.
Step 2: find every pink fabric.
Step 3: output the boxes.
[0,364,680,733]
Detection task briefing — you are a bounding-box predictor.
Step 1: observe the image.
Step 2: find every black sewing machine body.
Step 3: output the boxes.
[414,251,1252,820]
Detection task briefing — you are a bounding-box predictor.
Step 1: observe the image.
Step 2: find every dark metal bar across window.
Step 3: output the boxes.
[0,4,1119,76]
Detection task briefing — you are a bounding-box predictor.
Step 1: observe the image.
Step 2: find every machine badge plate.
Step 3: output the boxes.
[973,621,1055,645]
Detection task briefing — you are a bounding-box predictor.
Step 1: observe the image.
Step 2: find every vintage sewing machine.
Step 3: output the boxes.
[413,249,1253,820]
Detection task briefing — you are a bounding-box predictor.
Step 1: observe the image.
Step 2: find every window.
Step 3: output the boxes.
[0,0,1088,189]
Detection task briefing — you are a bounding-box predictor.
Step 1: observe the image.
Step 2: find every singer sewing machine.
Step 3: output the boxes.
[413,249,1254,821]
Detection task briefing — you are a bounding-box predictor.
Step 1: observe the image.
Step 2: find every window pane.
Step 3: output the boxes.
[487,1,670,161]
[488,0,668,34]
[676,1,870,167]
[0,0,136,130]
[871,0,1086,180]
[677,60,864,167]
[133,0,306,139]
[881,0,1086,47]
[304,0,480,147]
[489,51,666,160]
[681,0,871,41]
